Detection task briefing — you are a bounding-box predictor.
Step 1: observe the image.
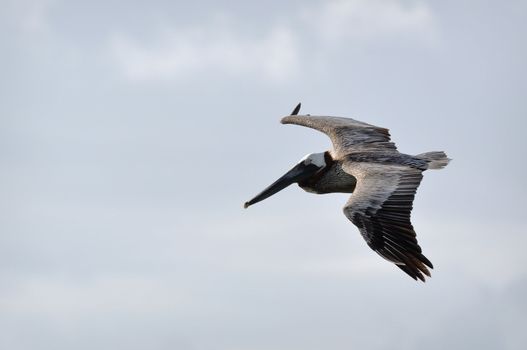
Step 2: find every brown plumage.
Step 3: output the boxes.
[245,103,450,281]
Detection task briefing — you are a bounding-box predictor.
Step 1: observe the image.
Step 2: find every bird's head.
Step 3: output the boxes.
[244,152,329,209]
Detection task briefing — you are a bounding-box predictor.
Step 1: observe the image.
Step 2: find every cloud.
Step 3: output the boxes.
[302,0,439,44]
[2,0,55,37]
[109,22,300,83]
[0,275,190,315]
[108,0,439,83]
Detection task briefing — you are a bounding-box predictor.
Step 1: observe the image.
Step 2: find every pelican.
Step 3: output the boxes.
[244,103,450,281]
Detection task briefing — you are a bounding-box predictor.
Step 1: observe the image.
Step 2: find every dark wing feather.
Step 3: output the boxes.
[281,115,396,157]
[342,163,432,281]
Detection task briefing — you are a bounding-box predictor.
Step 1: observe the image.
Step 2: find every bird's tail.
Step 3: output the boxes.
[416,151,451,170]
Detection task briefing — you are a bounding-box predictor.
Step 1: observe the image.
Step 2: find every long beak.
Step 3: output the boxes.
[244,162,320,209]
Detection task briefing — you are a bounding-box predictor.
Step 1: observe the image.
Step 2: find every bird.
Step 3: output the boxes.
[244,103,450,281]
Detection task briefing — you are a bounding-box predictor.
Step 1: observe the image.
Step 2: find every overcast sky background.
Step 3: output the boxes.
[1,0,526,349]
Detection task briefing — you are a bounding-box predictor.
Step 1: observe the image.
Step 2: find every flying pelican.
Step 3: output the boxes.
[244,103,450,281]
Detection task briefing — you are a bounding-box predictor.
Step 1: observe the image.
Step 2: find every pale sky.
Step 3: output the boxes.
[1,0,526,349]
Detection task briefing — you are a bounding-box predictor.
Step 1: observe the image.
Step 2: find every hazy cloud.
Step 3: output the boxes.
[108,0,439,82]
[109,22,300,82]
[303,0,439,44]
[1,0,55,37]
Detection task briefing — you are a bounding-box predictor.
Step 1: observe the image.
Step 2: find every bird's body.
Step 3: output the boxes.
[297,153,356,194]
[245,104,450,281]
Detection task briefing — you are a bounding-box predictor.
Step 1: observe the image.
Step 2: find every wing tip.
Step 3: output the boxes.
[398,263,431,282]
[376,241,433,282]
[281,115,299,125]
[290,102,301,115]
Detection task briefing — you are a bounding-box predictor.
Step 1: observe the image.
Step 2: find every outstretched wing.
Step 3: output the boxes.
[342,161,433,281]
[281,115,396,157]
